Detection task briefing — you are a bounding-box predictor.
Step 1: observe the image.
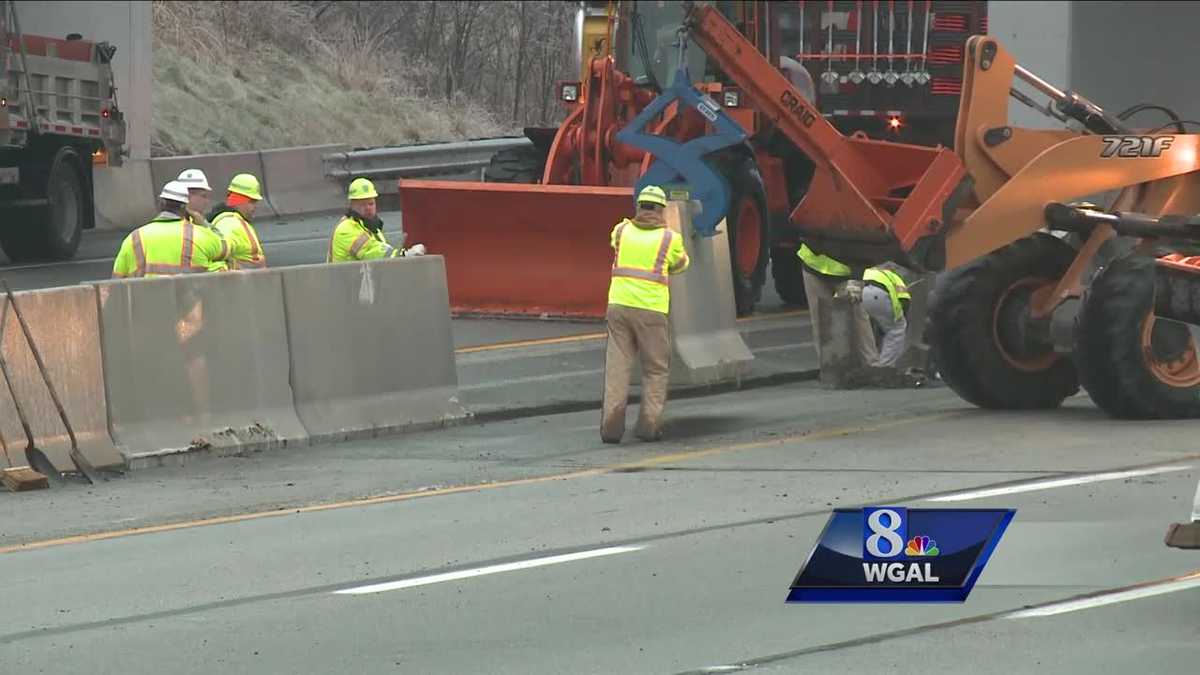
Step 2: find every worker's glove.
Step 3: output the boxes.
[405,243,427,257]
[836,279,864,304]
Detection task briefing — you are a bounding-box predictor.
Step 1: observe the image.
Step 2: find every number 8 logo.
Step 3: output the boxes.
[866,509,905,558]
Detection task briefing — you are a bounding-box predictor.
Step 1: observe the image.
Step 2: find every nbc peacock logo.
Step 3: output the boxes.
[905,535,939,557]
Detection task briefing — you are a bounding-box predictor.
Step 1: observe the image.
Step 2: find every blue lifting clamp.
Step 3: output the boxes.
[614,28,749,238]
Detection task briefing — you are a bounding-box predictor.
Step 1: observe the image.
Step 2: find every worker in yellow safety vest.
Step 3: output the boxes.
[861,265,913,367]
[209,173,267,270]
[600,185,691,444]
[176,168,215,229]
[111,180,231,278]
[797,243,879,366]
[327,177,427,262]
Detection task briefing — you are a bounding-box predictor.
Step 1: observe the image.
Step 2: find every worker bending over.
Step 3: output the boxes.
[798,243,879,365]
[112,181,230,278]
[328,178,426,262]
[600,185,690,444]
[209,173,267,269]
[860,265,912,367]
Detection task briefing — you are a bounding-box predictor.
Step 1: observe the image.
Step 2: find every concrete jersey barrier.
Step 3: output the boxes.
[93,270,308,465]
[664,201,754,387]
[278,256,469,442]
[0,286,123,473]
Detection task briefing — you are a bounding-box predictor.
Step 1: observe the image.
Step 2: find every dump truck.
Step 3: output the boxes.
[399,0,984,318]
[0,0,127,262]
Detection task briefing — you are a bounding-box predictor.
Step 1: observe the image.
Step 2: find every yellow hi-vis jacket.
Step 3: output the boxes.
[797,243,853,279]
[327,212,402,263]
[211,208,266,269]
[607,218,690,314]
[863,267,911,321]
[112,212,230,278]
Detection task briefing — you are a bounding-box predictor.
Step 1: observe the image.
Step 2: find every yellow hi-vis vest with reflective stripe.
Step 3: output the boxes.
[607,218,690,314]
[111,213,230,278]
[797,243,852,278]
[327,213,401,263]
[863,267,911,321]
[212,209,266,269]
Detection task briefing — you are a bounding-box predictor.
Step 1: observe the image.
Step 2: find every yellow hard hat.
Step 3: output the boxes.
[637,185,668,208]
[348,177,379,200]
[228,173,263,201]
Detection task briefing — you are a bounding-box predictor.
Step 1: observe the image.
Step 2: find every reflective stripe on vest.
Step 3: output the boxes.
[864,267,907,321]
[131,220,209,275]
[797,244,852,277]
[213,211,264,269]
[611,222,674,285]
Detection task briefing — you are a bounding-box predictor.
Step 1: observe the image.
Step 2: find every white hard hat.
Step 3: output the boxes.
[159,180,190,204]
[176,168,211,191]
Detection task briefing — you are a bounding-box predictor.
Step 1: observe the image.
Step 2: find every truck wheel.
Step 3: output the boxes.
[0,147,86,262]
[724,159,770,317]
[1074,253,1200,419]
[770,244,808,306]
[927,233,1079,409]
[483,145,544,184]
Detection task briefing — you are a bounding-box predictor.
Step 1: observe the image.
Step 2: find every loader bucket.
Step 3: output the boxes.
[397,180,635,318]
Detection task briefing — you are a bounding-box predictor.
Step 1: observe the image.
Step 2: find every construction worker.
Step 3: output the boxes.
[328,177,426,262]
[209,173,266,270]
[860,265,912,367]
[176,168,214,228]
[798,243,879,366]
[112,180,230,278]
[600,185,690,444]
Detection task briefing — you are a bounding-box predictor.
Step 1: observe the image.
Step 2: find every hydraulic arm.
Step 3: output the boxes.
[680,1,972,271]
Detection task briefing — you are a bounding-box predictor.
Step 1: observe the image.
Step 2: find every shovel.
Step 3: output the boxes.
[0,282,95,484]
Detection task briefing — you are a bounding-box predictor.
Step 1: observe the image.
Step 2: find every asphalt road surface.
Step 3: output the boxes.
[0,381,1196,673]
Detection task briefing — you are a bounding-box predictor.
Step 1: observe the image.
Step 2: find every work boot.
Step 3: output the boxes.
[634,420,663,443]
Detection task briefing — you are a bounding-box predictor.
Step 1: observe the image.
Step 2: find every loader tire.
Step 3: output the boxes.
[724,158,770,317]
[483,145,544,184]
[1074,252,1200,419]
[927,233,1079,409]
[770,244,808,306]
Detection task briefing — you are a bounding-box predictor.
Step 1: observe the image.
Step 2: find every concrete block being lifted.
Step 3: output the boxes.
[663,200,754,387]
[627,200,754,389]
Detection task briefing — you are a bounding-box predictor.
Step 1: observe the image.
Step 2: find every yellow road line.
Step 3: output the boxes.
[454,309,809,354]
[0,404,944,557]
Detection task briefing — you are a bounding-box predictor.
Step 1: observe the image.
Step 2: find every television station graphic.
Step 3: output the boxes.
[787,507,1015,603]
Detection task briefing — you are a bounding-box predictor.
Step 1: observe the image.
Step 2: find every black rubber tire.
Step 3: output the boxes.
[0,147,86,262]
[1073,253,1200,419]
[926,233,1080,409]
[483,144,544,184]
[721,157,770,317]
[770,244,808,306]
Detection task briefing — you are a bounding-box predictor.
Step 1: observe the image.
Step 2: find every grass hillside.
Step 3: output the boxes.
[151,1,508,156]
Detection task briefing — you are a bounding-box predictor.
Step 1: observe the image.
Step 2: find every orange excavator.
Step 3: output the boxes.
[398,1,980,318]
[403,1,1200,422]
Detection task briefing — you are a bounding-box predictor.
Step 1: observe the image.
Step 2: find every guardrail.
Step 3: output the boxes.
[321,137,533,184]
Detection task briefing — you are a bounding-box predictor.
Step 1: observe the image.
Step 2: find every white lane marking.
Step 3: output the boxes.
[1005,572,1200,618]
[926,464,1195,502]
[333,545,647,596]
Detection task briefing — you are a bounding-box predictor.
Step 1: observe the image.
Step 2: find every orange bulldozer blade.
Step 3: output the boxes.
[398,180,635,319]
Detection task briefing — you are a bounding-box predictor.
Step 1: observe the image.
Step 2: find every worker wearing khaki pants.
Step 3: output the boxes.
[799,244,879,366]
[601,186,690,444]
